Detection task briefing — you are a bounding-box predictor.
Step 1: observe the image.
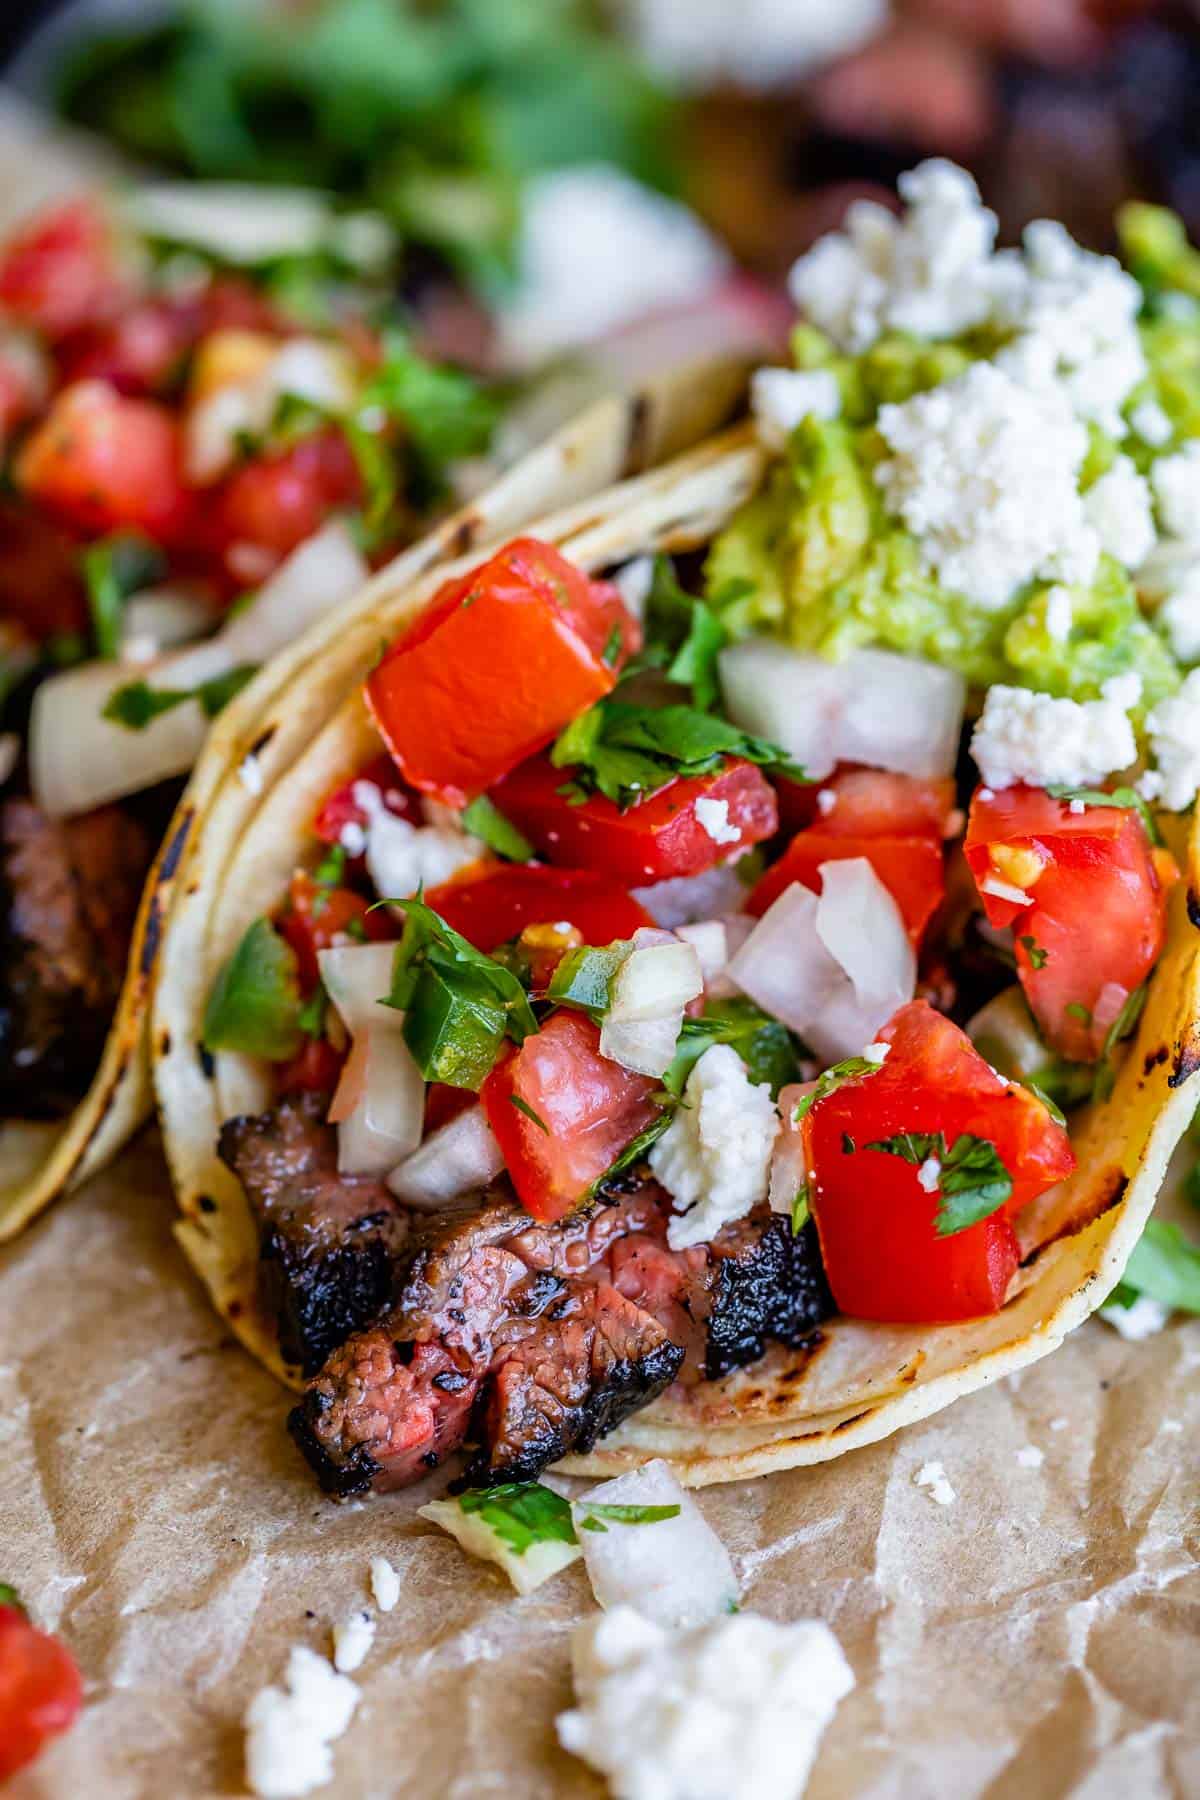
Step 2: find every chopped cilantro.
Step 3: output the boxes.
[1092,984,1149,1102]
[104,663,258,730]
[1065,1002,1093,1027]
[0,1583,24,1615]
[663,997,801,1099]
[841,1132,856,1155]
[1047,783,1163,847]
[627,555,728,711]
[865,1131,1013,1236]
[297,984,327,1039]
[550,699,803,812]
[575,1502,682,1533]
[457,1483,577,1555]
[1111,1219,1200,1315]
[601,622,624,669]
[1019,936,1049,970]
[460,794,534,863]
[509,1094,550,1134]
[358,332,498,499]
[81,533,166,659]
[314,844,348,889]
[591,1108,674,1195]
[792,1056,882,1124]
[790,1184,811,1236]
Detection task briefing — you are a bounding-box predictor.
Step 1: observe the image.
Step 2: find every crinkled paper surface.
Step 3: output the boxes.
[2,1132,1198,1800]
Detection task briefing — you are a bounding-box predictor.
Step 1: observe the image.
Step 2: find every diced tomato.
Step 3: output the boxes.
[774,767,955,836]
[200,275,291,338]
[0,197,125,342]
[481,1010,662,1222]
[747,830,945,943]
[0,1597,83,1780]
[0,500,86,640]
[492,754,779,885]
[213,428,363,570]
[278,870,392,989]
[424,864,654,952]
[276,1034,346,1097]
[965,785,1173,1062]
[365,539,634,808]
[313,754,420,845]
[56,297,198,396]
[804,1000,1075,1323]
[16,380,193,545]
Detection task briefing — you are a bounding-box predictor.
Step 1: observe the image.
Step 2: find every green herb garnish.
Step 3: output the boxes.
[509,1094,550,1134]
[1109,1218,1200,1315]
[550,699,803,812]
[457,1483,578,1555]
[627,555,728,711]
[460,794,534,863]
[792,1056,883,1124]
[81,533,166,659]
[664,997,801,1100]
[865,1131,1013,1236]
[575,1503,682,1534]
[104,662,257,730]
[1046,784,1163,847]
[790,1184,811,1236]
[1018,936,1049,970]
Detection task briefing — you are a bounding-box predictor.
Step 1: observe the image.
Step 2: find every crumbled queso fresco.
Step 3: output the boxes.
[969,676,1140,792]
[650,1044,780,1250]
[244,1647,360,1799]
[557,1605,855,1800]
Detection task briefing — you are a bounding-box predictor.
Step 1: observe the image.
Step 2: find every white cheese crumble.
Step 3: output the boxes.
[1139,668,1200,810]
[1131,399,1173,448]
[244,1647,360,1799]
[816,787,837,816]
[914,1460,956,1506]
[693,795,742,846]
[650,1044,779,1250]
[1139,541,1200,663]
[573,1461,738,1627]
[238,754,265,796]
[1044,584,1074,644]
[499,165,728,364]
[1151,441,1200,541]
[369,1556,399,1613]
[557,1605,855,1800]
[875,362,1099,611]
[862,1040,891,1063]
[916,1156,941,1194]
[331,1610,375,1674]
[969,676,1139,791]
[1083,456,1156,569]
[790,160,1000,354]
[621,0,886,89]
[1015,1445,1044,1469]
[1098,1293,1171,1340]
[750,366,841,450]
[356,782,482,900]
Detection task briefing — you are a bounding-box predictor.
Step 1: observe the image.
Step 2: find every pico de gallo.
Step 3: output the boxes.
[0,1585,82,1781]
[205,164,1200,1499]
[0,183,496,1121]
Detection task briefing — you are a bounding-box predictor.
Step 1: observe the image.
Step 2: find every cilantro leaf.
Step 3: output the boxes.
[1091,983,1149,1103]
[509,1094,549,1134]
[1115,1218,1200,1314]
[792,1056,883,1123]
[460,794,534,863]
[865,1131,1013,1236]
[664,997,801,1100]
[359,332,498,498]
[550,699,803,811]
[457,1482,577,1556]
[383,895,537,1088]
[1046,783,1163,847]
[81,533,167,659]
[628,556,728,711]
[575,1502,682,1534]
[791,1183,811,1236]
[104,663,257,730]
[1018,935,1049,970]
[591,1108,673,1196]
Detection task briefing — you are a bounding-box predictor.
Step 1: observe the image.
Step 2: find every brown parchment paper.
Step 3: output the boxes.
[2,1128,1198,1800]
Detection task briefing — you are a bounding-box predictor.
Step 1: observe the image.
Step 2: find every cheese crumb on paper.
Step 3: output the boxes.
[331,1609,375,1674]
[369,1556,400,1613]
[244,1646,360,1799]
[914,1460,956,1506]
[1015,1445,1045,1470]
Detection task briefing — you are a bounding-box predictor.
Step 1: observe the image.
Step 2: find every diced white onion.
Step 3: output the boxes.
[571,1460,739,1628]
[719,640,965,781]
[220,522,368,666]
[768,1083,814,1216]
[317,943,398,1030]
[388,1106,506,1209]
[728,863,914,1062]
[126,182,395,270]
[606,934,703,1023]
[599,1013,684,1078]
[632,860,750,928]
[120,585,219,655]
[673,920,728,988]
[419,1497,582,1596]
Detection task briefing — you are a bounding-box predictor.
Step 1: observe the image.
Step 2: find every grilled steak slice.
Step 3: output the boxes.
[290,1187,673,1494]
[219,1092,408,1375]
[466,1284,684,1485]
[705,1214,834,1381]
[0,797,152,1115]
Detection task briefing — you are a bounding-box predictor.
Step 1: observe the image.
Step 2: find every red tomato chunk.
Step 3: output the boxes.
[279,871,393,990]
[0,1599,83,1780]
[365,540,633,808]
[803,1000,1075,1323]
[0,197,124,342]
[16,380,193,545]
[481,1011,662,1222]
[424,864,654,952]
[493,754,778,885]
[965,785,1174,1062]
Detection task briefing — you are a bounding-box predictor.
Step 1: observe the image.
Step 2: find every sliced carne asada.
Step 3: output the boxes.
[288,1182,834,1497]
[0,796,152,1115]
[704,1214,834,1381]
[219,1091,409,1375]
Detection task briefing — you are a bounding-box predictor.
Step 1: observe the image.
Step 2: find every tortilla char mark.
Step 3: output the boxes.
[289,1184,834,1496]
[219,1092,409,1376]
[0,797,152,1116]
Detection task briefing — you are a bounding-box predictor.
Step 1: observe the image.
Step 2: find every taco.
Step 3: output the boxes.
[0,161,750,1243]
[156,162,1200,1498]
